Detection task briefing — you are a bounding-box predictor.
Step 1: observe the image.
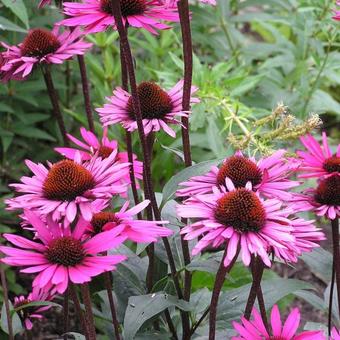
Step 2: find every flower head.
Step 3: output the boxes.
[0,27,92,81]
[297,132,340,179]
[0,211,127,293]
[14,287,54,330]
[60,0,180,35]
[5,151,130,225]
[333,1,340,21]
[177,179,299,267]
[232,305,325,340]
[87,199,172,242]
[332,327,340,340]
[292,174,340,220]
[177,150,299,200]
[55,127,143,187]
[97,80,199,138]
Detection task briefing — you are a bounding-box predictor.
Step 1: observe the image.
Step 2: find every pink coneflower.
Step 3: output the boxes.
[232,305,325,340]
[55,127,143,185]
[0,210,127,294]
[14,288,54,330]
[333,1,340,21]
[332,327,340,340]
[177,150,299,201]
[292,175,340,220]
[0,27,92,82]
[177,179,296,267]
[5,151,130,225]
[87,200,172,242]
[297,132,340,179]
[60,0,180,34]
[97,80,199,137]
[272,217,325,263]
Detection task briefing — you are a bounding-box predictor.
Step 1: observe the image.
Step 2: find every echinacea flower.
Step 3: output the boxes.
[0,210,127,294]
[14,287,54,330]
[177,179,296,267]
[0,27,92,82]
[87,199,172,242]
[272,218,325,263]
[232,305,325,340]
[60,0,180,35]
[55,127,143,185]
[333,1,340,21]
[97,80,199,137]
[5,151,130,225]
[177,150,299,200]
[297,132,340,179]
[332,327,340,340]
[292,174,340,220]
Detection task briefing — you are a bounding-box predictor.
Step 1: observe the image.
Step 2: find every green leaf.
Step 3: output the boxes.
[301,247,332,283]
[63,332,86,340]
[0,16,26,33]
[0,301,23,336]
[1,0,28,28]
[123,293,192,340]
[13,301,61,313]
[11,126,56,141]
[161,159,220,205]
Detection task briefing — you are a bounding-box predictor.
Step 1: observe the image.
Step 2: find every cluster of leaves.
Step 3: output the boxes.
[0,0,339,338]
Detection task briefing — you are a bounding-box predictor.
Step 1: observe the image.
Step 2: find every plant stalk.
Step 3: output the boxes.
[41,65,69,146]
[104,272,121,340]
[110,0,183,301]
[70,284,88,339]
[63,288,69,340]
[77,55,95,132]
[331,218,340,318]
[0,264,13,340]
[328,257,335,336]
[80,283,96,340]
[209,247,240,340]
[244,256,265,320]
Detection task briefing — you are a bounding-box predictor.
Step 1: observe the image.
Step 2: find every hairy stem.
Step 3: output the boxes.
[110,0,183,301]
[331,218,340,318]
[177,5,194,335]
[328,257,335,336]
[0,264,13,340]
[70,284,88,339]
[41,65,69,146]
[209,247,240,340]
[80,283,96,340]
[104,272,121,340]
[63,288,69,340]
[244,257,265,320]
[77,55,95,132]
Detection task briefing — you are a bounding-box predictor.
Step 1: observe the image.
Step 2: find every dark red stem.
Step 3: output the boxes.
[110,0,183,301]
[41,65,69,146]
[104,272,121,340]
[70,284,88,339]
[177,0,193,167]
[77,55,95,132]
[331,218,340,318]
[80,283,96,340]
[63,288,69,340]
[0,264,13,340]
[209,247,240,340]
[244,257,265,320]
[328,257,335,336]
